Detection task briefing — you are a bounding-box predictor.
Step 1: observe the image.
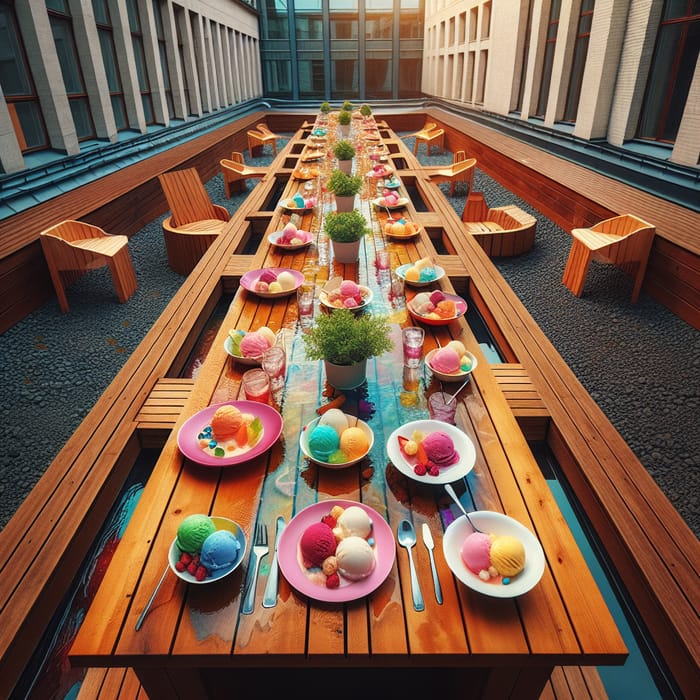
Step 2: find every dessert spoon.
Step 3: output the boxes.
[444,483,484,533]
[397,520,424,612]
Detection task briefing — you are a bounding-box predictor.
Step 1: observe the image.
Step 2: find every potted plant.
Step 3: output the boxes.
[342,100,353,112]
[302,308,393,389]
[333,139,355,174]
[338,108,352,136]
[319,101,331,114]
[360,103,372,118]
[324,208,368,263]
[327,169,363,214]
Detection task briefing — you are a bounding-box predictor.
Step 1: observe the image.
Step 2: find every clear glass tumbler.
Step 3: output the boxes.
[402,326,424,368]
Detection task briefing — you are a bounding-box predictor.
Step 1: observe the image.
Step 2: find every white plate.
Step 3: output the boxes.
[223,334,262,365]
[299,416,374,468]
[268,230,313,251]
[371,196,409,210]
[425,348,478,382]
[278,198,315,212]
[168,516,247,585]
[396,263,445,287]
[386,419,476,484]
[318,284,373,312]
[442,511,545,597]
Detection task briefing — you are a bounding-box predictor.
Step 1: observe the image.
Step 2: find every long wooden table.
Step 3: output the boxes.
[70,119,626,699]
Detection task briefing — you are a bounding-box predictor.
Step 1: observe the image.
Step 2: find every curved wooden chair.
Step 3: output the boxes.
[158,168,231,275]
[410,122,444,155]
[220,152,267,197]
[39,220,137,313]
[247,123,279,157]
[562,214,655,302]
[461,192,537,257]
[424,151,477,195]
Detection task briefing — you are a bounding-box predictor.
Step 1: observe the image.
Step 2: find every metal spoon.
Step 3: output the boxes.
[397,520,424,612]
[135,564,169,631]
[444,483,485,534]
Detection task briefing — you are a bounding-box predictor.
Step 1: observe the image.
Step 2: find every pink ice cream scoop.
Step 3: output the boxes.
[461,532,492,574]
[429,290,446,305]
[300,521,337,567]
[239,331,270,358]
[259,269,278,284]
[430,347,461,374]
[421,431,459,466]
[339,280,360,297]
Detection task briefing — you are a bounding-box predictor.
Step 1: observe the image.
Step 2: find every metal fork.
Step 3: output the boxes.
[241,523,268,614]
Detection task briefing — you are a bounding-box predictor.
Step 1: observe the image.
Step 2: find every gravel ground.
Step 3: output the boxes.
[1,136,697,537]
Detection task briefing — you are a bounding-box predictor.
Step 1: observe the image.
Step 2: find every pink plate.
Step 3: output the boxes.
[240,268,304,298]
[177,400,283,467]
[277,500,396,603]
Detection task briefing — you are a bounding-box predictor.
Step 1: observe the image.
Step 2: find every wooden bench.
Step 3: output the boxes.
[135,377,195,449]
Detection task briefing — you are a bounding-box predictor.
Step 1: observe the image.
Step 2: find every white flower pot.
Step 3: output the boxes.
[324,358,367,390]
[333,194,356,213]
[331,239,361,263]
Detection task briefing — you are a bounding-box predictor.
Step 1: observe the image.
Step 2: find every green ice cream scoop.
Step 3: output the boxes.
[176,514,216,553]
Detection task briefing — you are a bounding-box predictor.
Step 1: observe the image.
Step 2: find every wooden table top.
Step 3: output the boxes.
[69,120,626,699]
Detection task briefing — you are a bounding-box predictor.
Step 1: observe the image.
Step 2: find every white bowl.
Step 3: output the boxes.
[396,263,445,287]
[300,415,374,468]
[442,511,545,598]
[319,281,373,312]
[371,196,409,210]
[425,348,478,382]
[168,516,247,585]
[224,334,262,365]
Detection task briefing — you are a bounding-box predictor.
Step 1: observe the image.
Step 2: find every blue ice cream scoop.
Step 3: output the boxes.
[200,530,241,571]
[308,424,340,461]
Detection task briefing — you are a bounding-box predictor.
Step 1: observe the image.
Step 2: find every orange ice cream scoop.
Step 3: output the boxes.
[339,426,370,459]
[210,405,243,440]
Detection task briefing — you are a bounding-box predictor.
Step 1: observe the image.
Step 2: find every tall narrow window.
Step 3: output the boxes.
[536,0,561,117]
[47,0,96,140]
[92,0,128,130]
[638,0,700,143]
[515,1,533,113]
[174,6,194,116]
[563,0,593,121]
[152,0,174,119]
[0,0,48,150]
[125,0,154,123]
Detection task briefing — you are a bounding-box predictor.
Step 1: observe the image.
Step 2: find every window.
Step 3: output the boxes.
[47,0,96,140]
[563,0,593,121]
[92,0,128,130]
[536,0,561,117]
[125,0,154,123]
[152,0,174,119]
[0,0,48,150]
[637,0,700,143]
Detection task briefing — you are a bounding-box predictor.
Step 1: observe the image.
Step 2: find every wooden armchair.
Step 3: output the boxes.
[562,214,655,302]
[158,168,231,275]
[410,122,445,156]
[247,123,279,157]
[39,220,137,313]
[220,152,267,197]
[462,192,537,257]
[424,150,477,195]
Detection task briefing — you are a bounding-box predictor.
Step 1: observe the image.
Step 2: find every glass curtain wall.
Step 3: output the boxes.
[259,0,424,100]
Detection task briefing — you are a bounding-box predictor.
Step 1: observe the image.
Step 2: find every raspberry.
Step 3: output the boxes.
[321,514,337,528]
[179,552,193,565]
[428,464,440,477]
[195,565,208,581]
[175,561,186,572]
[414,462,427,476]
[325,573,340,588]
[187,561,198,574]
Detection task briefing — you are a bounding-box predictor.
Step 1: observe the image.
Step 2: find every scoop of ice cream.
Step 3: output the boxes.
[318,408,349,437]
[430,347,461,374]
[339,280,359,297]
[335,536,376,580]
[334,505,372,539]
[446,340,466,356]
[419,268,437,282]
[200,529,241,571]
[277,270,297,290]
[240,331,270,358]
[256,326,277,347]
[300,521,337,567]
[421,431,459,466]
[268,281,283,293]
[259,269,278,284]
[176,514,216,554]
[490,535,526,577]
[404,266,420,282]
[210,404,243,440]
[308,424,340,461]
[339,426,370,459]
[461,532,493,574]
[414,257,432,270]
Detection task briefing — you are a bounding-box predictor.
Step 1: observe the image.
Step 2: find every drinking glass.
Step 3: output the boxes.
[262,345,287,392]
[241,368,270,404]
[402,326,424,368]
[427,391,457,424]
[297,282,315,330]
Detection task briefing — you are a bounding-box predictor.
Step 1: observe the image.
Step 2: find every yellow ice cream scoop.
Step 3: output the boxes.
[489,535,526,577]
[339,426,370,459]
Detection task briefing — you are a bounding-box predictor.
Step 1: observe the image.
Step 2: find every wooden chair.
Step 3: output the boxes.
[39,220,137,313]
[461,192,537,257]
[409,122,445,156]
[220,152,267,197]
[424,151,477,195]
[247,123,279,157]
[562,214,656,302]
[158,168,231,275]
